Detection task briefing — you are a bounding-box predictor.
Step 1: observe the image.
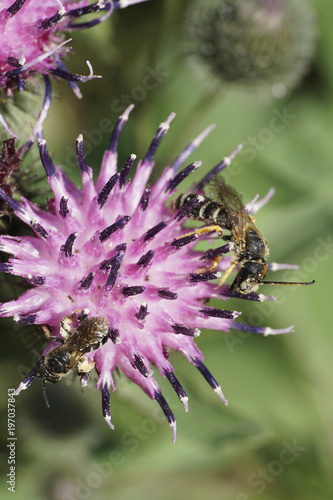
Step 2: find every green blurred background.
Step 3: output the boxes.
[1,0,332,499]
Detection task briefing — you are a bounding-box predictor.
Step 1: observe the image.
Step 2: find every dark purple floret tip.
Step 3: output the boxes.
[30,220,48,240]
[98,173,119,208]
[199,307,237,319]
[158,289,178,300]
[79,272,95,290]
[50,64,96,83]
[15,313,37,325]
[108,105,134,153]
[40,10,64,30]
[0,188,24,213]
[65,0,113,30]
[109,328,120,344]
[133,354,151,377]
[101,383,114,429]
[139,188,151,212]
[59,196,69,218]
[105,249,125,290]
[196,156,231,192]
[193,358,216,386]
[76,135,89,173]
[163,370,188,409]
[27,275,45,285]
[143,221,167,241]
[171,323,200,337]
[100,259,112,271]
[122,286,146,297]
[154,390,177,442]
[38,139,56,177]
[135,303,148,321]
[7,0,27,16]
[170,233,198,248]
[231,322,294,336]
[144,121,170,165]
[136,250,154,267]
[62,232,77,258]
[119,154,136,188]
[0,263,12,273]
[66,0,111,20]
[192,358,227,404]
[200,244,231,261]
[15,364,39,394]
[189,271,220,283]
[99,216,131,243]
[174,195,205,221]
[101,385,110,417]
[154,390,175,425]
[166,161,201,193]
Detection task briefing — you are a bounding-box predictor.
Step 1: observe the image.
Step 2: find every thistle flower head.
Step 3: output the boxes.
[0,0,147,97]
[0,107,294,441]
[184,0,316,99]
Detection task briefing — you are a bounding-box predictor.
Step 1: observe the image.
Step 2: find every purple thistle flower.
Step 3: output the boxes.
[0,106,295,442]
[0,0,148,97]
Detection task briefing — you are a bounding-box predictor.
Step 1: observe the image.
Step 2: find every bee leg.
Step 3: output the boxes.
[195,253,223,275]
[42,379,50,408]
[101,383,115,430]
[76,356,95,374]
[210,255,222,271]
[181,224,224,239]
[215,262,237,289]
[42,325,65,344]
[59,309,90,339]
[59,316,74,339]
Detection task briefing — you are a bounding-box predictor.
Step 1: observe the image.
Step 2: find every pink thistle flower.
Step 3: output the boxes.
[0,106,295,442]
[0,0,148,97]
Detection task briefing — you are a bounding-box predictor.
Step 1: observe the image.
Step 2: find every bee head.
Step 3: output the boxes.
[230,261,267,294]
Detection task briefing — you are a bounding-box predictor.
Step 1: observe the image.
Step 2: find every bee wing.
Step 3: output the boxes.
[50,342,83,371]
[206,176,251,237]
[205,176,239,207]
[62,318,107,355]
[63,334,91,355]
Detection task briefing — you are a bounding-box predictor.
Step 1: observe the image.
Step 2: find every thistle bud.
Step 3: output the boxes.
[184,0,316,99]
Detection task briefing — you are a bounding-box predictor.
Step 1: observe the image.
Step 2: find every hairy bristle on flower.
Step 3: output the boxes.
[0,106,296,441]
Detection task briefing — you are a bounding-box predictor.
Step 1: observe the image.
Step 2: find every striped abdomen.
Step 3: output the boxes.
[173,194,230,229]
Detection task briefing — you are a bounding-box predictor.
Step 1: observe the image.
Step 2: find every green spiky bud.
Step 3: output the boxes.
[184,0,316,99]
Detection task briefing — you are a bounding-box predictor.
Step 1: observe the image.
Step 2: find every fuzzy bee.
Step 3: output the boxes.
[30,312,111,405]
[173,176,314,294]
[37,314,109,383]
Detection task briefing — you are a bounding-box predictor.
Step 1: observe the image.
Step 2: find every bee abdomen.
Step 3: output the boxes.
[174,194,229,228]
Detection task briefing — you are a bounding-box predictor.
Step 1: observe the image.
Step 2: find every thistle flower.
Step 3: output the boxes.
[184,0,316,99]
[0,106,294,442]
[0,0,148,97]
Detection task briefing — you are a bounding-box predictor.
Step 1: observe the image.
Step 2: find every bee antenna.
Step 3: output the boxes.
[42,380,50,408]
[261,279,315,286]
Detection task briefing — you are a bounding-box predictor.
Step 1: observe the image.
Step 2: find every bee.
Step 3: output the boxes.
[39,314,109,382]
[173,177,314,294]
[35,312,110,405]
